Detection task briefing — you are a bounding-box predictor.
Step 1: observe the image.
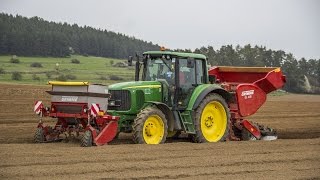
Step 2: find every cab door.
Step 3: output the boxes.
[176,58,205,108]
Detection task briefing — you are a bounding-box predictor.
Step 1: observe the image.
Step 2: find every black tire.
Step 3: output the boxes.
[34,128,45,143]
[81,130,93,147]
[192,93,230,143]
[132,106,168,144]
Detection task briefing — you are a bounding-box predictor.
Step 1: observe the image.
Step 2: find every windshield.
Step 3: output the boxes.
[144,58,175,84]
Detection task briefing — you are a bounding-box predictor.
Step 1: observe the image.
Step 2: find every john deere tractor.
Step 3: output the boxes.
[107,51,231,144]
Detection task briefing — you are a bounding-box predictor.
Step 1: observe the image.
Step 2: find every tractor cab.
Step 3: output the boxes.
[131,51,208,109]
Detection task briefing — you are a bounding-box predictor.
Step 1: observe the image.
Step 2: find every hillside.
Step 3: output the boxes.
[0,55,134,85]
[0,13,160,58]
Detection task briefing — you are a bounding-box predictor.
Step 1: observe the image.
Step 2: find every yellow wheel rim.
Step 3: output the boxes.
[143,115,164,144]
[200,101,227,142]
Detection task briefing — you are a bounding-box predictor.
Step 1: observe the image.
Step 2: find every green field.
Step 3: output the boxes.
[0,55,135,85]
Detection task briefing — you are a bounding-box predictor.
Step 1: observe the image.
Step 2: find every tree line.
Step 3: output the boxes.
[175,45,320,94]
[0,13,160,58]
[0,13,319,93]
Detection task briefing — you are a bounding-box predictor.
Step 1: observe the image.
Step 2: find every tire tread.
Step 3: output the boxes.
[192,93,230,143]
[132,106,168,144]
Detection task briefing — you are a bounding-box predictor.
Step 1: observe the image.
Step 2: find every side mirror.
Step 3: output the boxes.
[187,57,195,68]
[128,56,133,66]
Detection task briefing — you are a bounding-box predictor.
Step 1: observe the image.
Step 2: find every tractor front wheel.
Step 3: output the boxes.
[192,93,230,143]
[133,107,168,144]
[81,130,93,147]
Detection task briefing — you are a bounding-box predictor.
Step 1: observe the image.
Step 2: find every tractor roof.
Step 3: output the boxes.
[143,51,207,60]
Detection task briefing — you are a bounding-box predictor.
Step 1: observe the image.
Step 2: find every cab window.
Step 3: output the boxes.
[195,60,204,84]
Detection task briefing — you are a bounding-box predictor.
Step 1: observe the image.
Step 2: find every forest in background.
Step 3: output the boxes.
[0,13,319,93]
[0,13,159,58]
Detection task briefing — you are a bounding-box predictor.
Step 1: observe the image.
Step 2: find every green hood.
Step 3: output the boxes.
[108,81,161,90]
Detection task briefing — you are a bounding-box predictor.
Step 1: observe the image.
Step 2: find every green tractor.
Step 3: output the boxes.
[108,51,231,144]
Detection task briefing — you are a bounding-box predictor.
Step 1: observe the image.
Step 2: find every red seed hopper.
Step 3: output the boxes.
[209,66,286,140]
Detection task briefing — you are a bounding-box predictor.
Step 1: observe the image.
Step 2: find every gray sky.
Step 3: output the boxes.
[1,0,319,59]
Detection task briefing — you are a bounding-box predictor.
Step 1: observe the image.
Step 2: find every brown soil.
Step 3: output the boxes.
[0,83,319,179]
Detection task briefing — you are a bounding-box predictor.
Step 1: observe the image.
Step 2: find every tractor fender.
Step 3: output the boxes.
[145,101,175,132]
[187,84,231,110]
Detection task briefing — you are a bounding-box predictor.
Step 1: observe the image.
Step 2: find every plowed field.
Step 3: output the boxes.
[0,83,319,179]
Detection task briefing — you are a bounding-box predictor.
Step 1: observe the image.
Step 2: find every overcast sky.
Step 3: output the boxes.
[1,0,319,59]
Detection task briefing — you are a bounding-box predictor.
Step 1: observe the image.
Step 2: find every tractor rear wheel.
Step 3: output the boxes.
[81,130,93,147]
[192,93,230,143]
[34,128,45,143]
[132,107,168,144]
